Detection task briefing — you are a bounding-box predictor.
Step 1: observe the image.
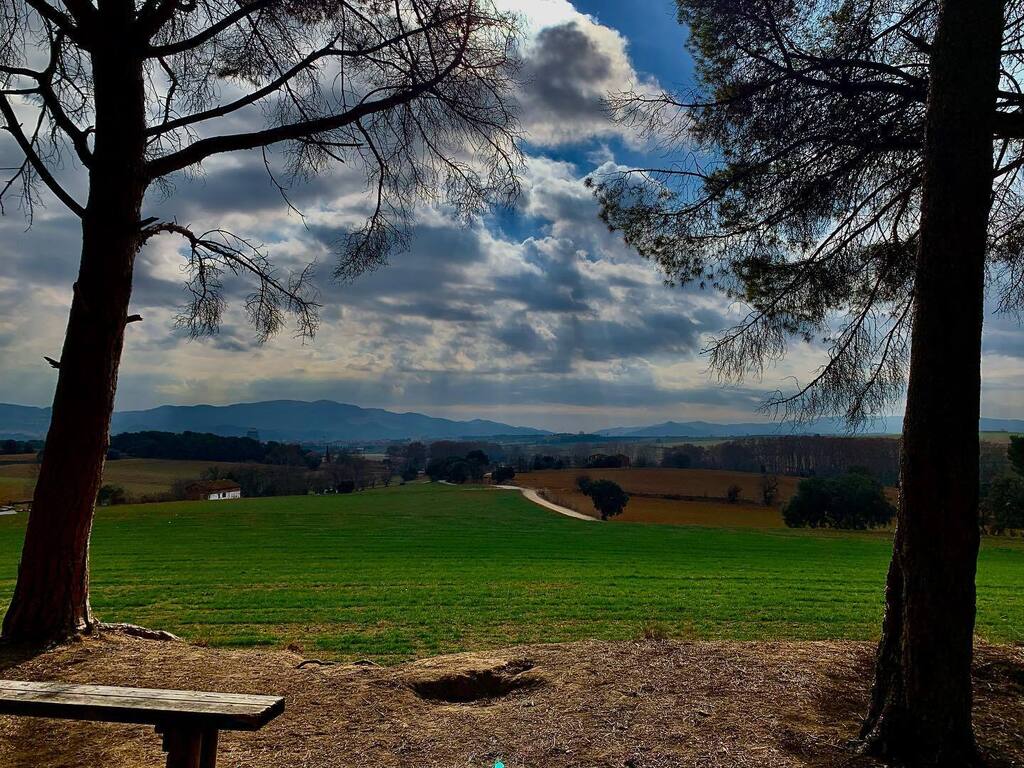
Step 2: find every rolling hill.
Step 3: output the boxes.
[0,400,548,442]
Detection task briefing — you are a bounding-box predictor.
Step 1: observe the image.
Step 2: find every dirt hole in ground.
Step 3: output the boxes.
[411,660,542,703]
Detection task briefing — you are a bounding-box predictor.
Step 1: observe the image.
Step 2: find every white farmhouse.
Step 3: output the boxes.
[185,480,242,501]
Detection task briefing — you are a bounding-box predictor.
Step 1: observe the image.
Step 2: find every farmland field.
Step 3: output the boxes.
[516,467,806,527]
[0,457,243,502]
[518,467,805,502]
[0,482,1020,662]
[515,468,900,527]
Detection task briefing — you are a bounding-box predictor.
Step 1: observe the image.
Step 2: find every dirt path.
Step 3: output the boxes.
[495,485,597,521]
[2,631,1022,767]
[438,481,596,521]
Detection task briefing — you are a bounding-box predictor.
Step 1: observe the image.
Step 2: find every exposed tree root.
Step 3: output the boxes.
[93,623,180,642]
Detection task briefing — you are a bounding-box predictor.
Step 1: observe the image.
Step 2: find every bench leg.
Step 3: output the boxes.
[160,726,202,768]
[199,729,219,768]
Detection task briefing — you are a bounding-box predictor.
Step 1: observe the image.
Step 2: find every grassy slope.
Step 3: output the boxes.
[0,483,1020,663]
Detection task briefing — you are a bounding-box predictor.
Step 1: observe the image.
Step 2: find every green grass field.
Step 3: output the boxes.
[0,483,1021,663]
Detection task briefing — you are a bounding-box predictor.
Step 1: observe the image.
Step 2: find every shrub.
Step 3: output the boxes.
[425,457,447,482]
[575,475,592,494]
[96,484,127,506]
[581,479,629,520]
[760,475,779,506]
[660,450,692,469]
[531,454,565,470]
[783,472,895,529]
[726,484,742,504]
[640,621,669,641]
[446,460,470,484]
[982,474,1024,534]
[491,466,516,484]
[400,465,419,482]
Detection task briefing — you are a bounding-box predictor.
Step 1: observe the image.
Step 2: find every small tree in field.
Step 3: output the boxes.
[725,484,741,504]
[759,475,779,507]
[581,479,629,521]
[0,0,522,645]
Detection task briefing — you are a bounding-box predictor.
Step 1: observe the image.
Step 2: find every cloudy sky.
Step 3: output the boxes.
[1,0,1022,432]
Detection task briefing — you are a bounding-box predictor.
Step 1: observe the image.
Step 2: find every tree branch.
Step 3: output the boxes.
[0,94,85,217]
[994,109,1024,139]
[145,15,472,179]
[144,0,276,57]
[146,11,467,138]
[23,0,88,45]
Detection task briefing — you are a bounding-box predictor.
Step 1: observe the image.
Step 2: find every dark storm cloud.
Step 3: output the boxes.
[381,299,488,323]
[494,317,545,353]
[312,221,485,298]
[491,305,717,375]
[563,310,705,362]
[0,217,81,287]
[522,22,613,123]
[313,222,612,318]
[147,156,342,218]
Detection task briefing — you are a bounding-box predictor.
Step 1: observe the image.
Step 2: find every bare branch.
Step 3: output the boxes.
[0,93,85,217]
[144,0,277,57]
[145,11,474,179]
[142,221,320,341]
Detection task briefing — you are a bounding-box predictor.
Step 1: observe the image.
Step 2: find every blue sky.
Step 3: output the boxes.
[0,0,1021,431]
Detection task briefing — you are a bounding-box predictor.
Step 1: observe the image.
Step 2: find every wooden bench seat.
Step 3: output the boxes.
[0,680,284,767]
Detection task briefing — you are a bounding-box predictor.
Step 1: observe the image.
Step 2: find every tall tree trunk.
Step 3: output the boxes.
[861,1,1003,765]
[1,12,147,645]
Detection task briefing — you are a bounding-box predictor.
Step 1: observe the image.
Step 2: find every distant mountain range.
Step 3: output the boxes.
[0,400,550,442]
[598,417,1024,438]
[2,400,1022,443]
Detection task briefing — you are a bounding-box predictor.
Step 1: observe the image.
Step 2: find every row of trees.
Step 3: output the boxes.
[0,440,43,455]
[110,431,320,467]
[660,436,904,483]
[320,451,394,493]
[384,435,908,480]
[425,450,510,484]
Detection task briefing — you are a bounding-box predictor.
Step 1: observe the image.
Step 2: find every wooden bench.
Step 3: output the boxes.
[0,680,284,767]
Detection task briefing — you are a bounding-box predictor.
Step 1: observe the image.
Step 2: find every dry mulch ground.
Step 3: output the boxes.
[1,632,1022,767]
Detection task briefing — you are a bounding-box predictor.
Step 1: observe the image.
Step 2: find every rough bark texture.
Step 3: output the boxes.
[1,6,148,645]
[861,1,1004,765]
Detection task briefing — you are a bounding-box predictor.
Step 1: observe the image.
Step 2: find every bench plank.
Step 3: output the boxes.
[0,681,284,731]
